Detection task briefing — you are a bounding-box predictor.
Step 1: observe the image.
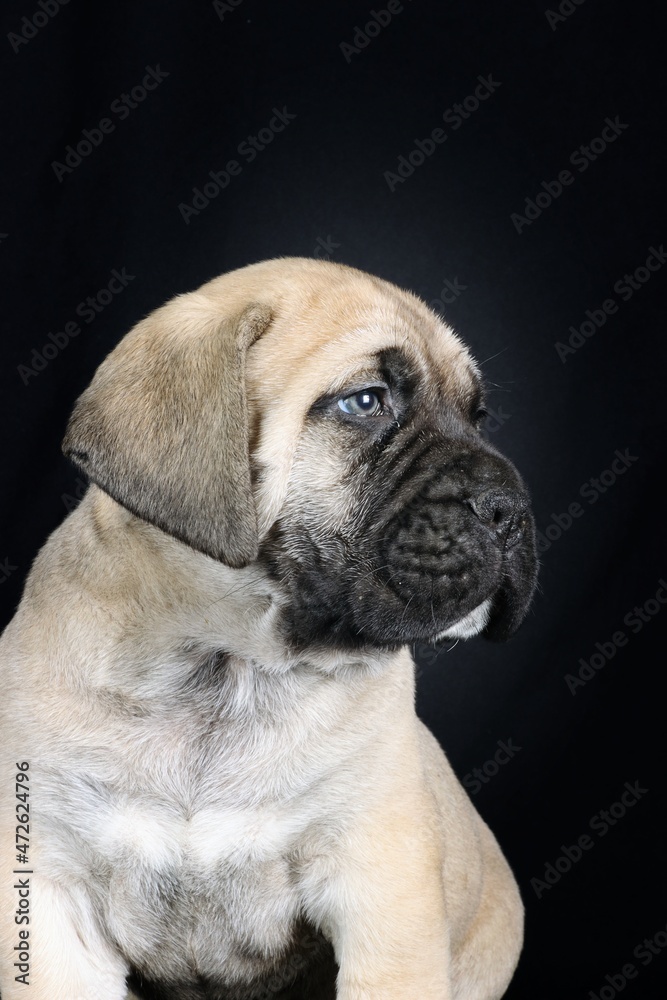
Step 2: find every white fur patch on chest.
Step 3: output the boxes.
[186,804,311,865]
[95,797,312,868]
[82,796,311,979]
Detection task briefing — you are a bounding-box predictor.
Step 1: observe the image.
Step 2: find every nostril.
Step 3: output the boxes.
[469,488,527,542]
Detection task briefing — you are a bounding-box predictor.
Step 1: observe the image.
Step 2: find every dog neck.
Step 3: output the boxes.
[32,487,406,700]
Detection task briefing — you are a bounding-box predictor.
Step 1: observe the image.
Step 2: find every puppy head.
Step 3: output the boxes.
[63,258,537,649]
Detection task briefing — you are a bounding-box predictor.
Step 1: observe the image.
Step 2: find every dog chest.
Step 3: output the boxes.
[86,798,310,982]
[27,653,388,984]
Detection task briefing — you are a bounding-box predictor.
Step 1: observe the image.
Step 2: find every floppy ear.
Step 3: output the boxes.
[62,297,272,568]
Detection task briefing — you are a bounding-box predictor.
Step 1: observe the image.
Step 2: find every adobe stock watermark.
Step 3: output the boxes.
[17,267,136,384]
[555,244,667,361]
[177,107,296,224]
[462,738,522,795]
[212,0,244,21]
[383,74,501,192]
[51,66,170,182]
[536,447,638,554]
[565,578,667,695]
[510,115,628,234]
[61,477,88,512]
[312,234,341,260]
[587,919,667,1000]
[0,558,18,585]
[428,275,468,312]
[530,780,648,899]
[7,0,70,55]
[480,405,513,435]
[544,0,586,32]
[339,1,412,62]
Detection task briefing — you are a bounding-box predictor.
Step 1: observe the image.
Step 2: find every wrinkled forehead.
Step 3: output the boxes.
[247,284,481,413]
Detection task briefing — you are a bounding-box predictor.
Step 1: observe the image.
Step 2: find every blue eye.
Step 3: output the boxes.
[337,390,384,417]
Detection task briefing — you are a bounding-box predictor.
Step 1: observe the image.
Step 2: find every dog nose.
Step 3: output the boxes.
[468,488,528,548]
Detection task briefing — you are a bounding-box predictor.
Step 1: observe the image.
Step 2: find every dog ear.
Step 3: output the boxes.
[62,298,272,568]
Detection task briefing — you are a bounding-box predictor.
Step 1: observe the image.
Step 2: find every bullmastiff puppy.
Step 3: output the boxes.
[0,258,537,1000]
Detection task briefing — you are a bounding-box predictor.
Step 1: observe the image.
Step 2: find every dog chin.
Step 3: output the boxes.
[433,598,493,642]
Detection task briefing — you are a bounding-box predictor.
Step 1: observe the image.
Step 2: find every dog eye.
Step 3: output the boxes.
[337,390,384,417]
[474,407,488,428]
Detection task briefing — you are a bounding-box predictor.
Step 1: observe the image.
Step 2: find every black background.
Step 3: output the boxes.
[1,1,666,997]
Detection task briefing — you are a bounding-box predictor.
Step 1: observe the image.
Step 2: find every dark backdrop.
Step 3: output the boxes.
[1,1,665,997]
